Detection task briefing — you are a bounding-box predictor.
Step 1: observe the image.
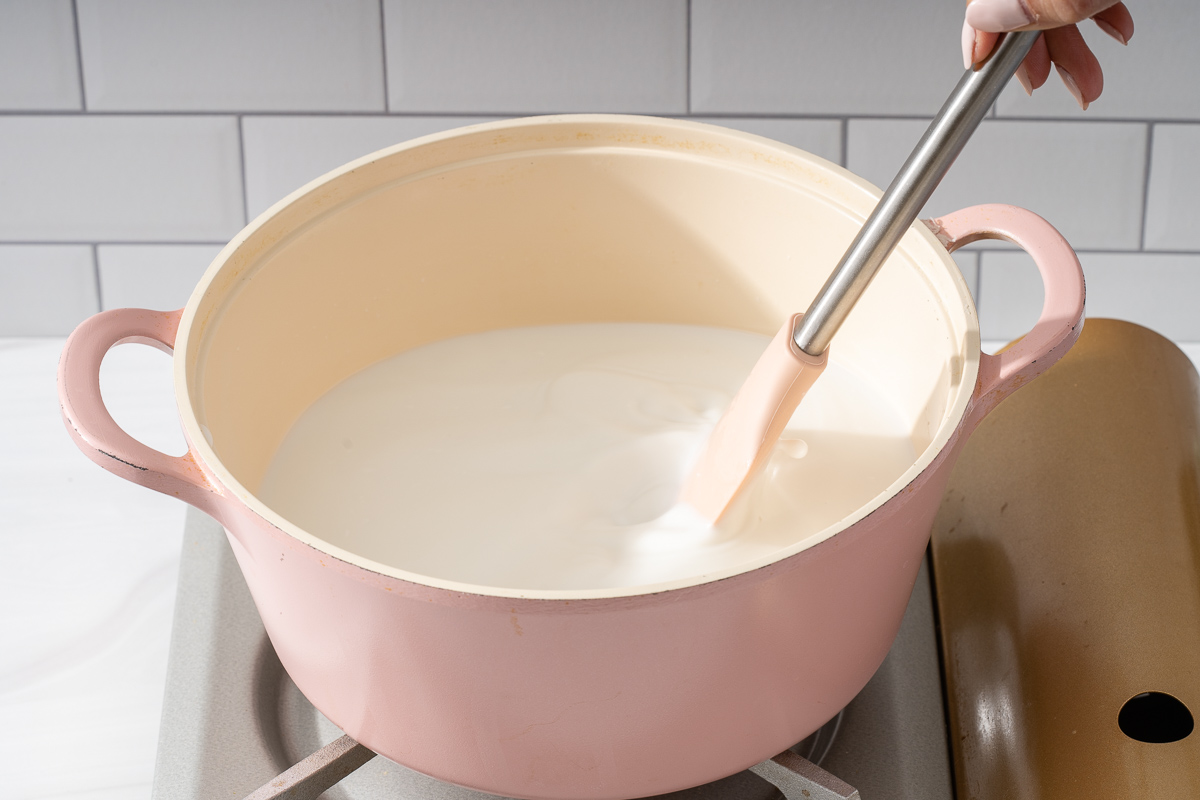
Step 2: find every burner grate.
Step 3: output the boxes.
[242,731,860,800]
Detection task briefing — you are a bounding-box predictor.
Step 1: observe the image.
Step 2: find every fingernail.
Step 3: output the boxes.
[961,19,976,69]
[1056,65,1089,110]
[1015,64,1032,96]
[965,0,1035,32]
[1094,18,1128,45]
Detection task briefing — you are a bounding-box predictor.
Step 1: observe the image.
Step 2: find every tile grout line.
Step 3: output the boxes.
[973,254,983,316]
[685,0,691,114]
[840,118,849,168]
[91,244,103,311]
[379,0,391,113]
[1138,122,1155,251]
[0,108,1183,124]
[69,0,88,111]
[236,115,250,225]
[4,239,1194,255]
[926,246,1200,257]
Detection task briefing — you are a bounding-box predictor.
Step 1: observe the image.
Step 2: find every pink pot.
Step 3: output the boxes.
[58,116,1083,800]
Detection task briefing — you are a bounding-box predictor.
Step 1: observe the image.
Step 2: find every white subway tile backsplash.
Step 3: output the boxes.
[980,250,1200,341]
[383,0,687,113]
[953,251,980,304]
[0,0,82,110]
[242,116,497,219]
[1144,124,1200,251]
[975,251,1044,342]
[0,2,1193,344]
[691,0,965,115]
[0,116,244,242]
[0,246,97,335]
[995,2,1200,121]
[1076,253,1200,341]
[97,245,223,311]
[847,119,1147,251]
[692,118,843,166]
[76,0,384,112]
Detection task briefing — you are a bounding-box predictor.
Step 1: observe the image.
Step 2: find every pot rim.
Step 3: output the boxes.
[174,114,982,601]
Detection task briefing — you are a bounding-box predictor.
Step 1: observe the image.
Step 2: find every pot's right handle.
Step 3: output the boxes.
[58,307,225,519]
[929,204,1085,433]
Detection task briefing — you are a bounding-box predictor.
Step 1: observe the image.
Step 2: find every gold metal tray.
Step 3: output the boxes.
[932,318,1200,796]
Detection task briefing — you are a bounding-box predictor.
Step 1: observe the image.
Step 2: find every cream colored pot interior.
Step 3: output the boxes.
[177,116,979,591]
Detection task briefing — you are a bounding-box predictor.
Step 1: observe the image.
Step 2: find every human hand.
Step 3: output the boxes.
[962,0,1134,109]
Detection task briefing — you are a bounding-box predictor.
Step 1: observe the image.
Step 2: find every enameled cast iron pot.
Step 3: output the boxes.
[59,116,1084,800]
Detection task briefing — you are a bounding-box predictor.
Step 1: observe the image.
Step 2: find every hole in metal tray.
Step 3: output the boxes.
[1118,691,1194,744]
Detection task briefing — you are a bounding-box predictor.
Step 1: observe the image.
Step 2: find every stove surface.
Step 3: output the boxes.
[151,509,952,800]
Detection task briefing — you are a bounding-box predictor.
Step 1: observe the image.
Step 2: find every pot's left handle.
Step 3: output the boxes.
[930,204,1086,433]
[58,307,224,518]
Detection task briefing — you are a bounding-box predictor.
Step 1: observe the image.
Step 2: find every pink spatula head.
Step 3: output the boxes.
[679,314,826,523]
[680,31,1038,523]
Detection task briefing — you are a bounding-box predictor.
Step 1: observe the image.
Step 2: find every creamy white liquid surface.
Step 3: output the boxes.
[258,324,917,591]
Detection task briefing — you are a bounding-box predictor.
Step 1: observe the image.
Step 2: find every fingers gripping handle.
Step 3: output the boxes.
[931,204,1086,431]
[58,308,221,516]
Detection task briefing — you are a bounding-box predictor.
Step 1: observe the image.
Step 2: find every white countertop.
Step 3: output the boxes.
[2,339,186,799]
[4,334,1199,799]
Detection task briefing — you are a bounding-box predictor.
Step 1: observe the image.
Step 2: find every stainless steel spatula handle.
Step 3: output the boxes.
[792,30,1039,356]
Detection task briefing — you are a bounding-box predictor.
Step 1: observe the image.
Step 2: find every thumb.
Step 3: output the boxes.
[966,0,1121,32]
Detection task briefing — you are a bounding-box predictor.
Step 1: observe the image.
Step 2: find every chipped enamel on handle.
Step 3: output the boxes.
[679,312,828,523]
[929,204,1086,432]
[57,307,223,517]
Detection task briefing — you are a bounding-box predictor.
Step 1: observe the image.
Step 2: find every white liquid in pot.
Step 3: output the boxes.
[258,324,917,591]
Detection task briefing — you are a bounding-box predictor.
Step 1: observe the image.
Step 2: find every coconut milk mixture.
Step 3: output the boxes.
[258,323,917,591]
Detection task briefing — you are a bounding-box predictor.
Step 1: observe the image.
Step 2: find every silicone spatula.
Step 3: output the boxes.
[681,31,1039,523]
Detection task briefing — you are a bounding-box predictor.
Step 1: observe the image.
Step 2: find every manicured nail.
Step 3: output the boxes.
[965,0,1035,32]
[1094,18,1128,45]
[961,19,977,69]
[1015,64,1032,96]
[1056,65,1088,110]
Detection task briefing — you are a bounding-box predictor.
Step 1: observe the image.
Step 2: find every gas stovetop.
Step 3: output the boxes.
[150,509,953,800]
[147,320,1200,799]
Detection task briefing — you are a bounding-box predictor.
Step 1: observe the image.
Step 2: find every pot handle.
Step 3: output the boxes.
[930,204,1085,433]
[58,307,224,518]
